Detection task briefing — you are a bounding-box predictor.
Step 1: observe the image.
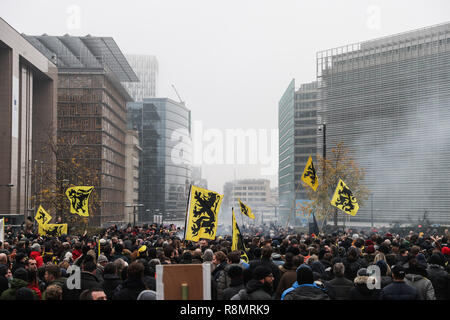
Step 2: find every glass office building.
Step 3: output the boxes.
[279,79,319,225]
[127,98,192,222]
[317,23,450,224]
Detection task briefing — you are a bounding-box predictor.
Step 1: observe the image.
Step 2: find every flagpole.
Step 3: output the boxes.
[183,185,192,241]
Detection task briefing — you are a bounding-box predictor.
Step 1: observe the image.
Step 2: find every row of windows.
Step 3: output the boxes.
[234,186,266,190]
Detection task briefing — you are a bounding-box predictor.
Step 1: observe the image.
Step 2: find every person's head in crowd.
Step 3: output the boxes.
[252,248,262,260]
[202,249,214,263]
[137,290,156,300]
[44,284,62,300]
[79,287,107,300]
[253,265,274,287]
[227,265,243,280]
[391,265,406,282]
[26,258,37,271]
[127,261,145,280]
[97,255,108,267]
[227,251,241,264]
[212,251,227,266]
[296,264,314,285]
[14,268,28,282]
[428,253,443,266]
[376,260,389,277]
[333,262,346,278]
[44,264,61,283]
[103,262,117,276]
[0,253,7,265]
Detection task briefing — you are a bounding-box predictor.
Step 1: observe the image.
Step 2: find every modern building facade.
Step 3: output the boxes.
[191,166,208,189]
[223,179,277,225]
[124,130,141,224]
[123,54,158,101]
[317,23,450,225]
[25,34,138,226]
[127,98,192,223]
[0,18,58,226]
[278,79,319,225]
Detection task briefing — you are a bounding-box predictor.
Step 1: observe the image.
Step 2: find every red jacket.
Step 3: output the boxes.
[28,283,42,300]
[72,249,82,261]
[30,251,44,268]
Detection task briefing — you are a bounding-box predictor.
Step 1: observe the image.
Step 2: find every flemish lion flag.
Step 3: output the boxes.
[184,185,223,242]
[238,198,255,219]
[38,223,68,237]
[301,156,319,191]
[35,205,52,225]
[66,186,94,217]
[232,209,249,263]
[330,179,359,216]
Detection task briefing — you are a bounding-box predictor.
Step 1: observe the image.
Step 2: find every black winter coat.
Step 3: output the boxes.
[343,257,367,281]
[283,284,330,300]
[222,278,245,300]
[101,274,122,300]
[349,276,380,300]
[62,272,101,300]
[379,281,419,300]
[328,276,353,300]
[112,278,146,300]
[426,264,450,300]
[230,279,272,300]
[248,258,281,291]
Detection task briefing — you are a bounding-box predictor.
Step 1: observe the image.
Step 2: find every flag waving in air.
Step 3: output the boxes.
[330,179,359,216]
[301,156,319,191]
[66,186,94,217]
[38,223,68,237]
[184,185,223,242]
[232,209,249,263]
[238,198,255,220]
[35,205,52,225]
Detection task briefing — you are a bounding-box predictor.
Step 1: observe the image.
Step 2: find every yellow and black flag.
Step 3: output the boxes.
[184,185,223,242]
[35,205,52,225]
[330,179,359,216]
[65,186,94,217]
[238,198,255,220]
[232,209,249,263]
[301,156,319,191]
[38,223,68,237]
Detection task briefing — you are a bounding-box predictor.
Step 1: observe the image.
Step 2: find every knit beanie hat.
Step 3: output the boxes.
[253,266,272,280]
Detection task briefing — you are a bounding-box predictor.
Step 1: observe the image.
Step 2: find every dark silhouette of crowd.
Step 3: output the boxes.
[0,222,449,300]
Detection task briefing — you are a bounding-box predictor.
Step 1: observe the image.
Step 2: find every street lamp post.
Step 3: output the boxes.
[125,204,144,227]
[371,193,374,228]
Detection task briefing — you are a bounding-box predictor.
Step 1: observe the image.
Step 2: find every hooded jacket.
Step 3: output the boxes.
[404,274,435,300]
[0,278,37,300]
[349,275,380,300]
[222,278,245,300]
[328,276,353,300]
[62,272,101,300]
[230,279,272,300]
[274,267,297,300]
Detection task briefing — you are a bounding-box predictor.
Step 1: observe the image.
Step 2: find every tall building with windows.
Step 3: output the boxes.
[0,18,58,226]
[317,22,450,224]
[25,33,138,226]
[123,55,158,101]
[127,98,192,223]
[278,79,319,225]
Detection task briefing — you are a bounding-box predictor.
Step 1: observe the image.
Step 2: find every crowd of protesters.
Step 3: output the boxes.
[0,220,449,300]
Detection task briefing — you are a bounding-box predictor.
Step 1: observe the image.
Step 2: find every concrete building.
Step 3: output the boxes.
[127,98,192,223]
[317,22,450,225]
[124,130,141,224]
[278,79,319,225]
[223,179,277,225]
[0,18,58,226]
[191,166,208,189]
[123,54,158,101]
[25,33,138,226]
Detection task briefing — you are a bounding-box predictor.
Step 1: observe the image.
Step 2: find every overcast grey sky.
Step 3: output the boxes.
[2,0,450,193]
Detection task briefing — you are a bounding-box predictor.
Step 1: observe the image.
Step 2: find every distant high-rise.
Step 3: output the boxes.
[127,98,192,223]
[317,22,450,224]
[123,55,158,101]
[278,79,319,225]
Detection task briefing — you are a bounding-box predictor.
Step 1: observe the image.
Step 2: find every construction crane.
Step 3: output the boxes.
[171,84,185,105]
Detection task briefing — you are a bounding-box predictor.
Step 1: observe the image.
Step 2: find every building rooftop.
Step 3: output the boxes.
[23,34,138,83]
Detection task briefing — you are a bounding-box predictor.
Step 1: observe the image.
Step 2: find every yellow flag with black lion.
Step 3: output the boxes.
[184,185,223,242]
